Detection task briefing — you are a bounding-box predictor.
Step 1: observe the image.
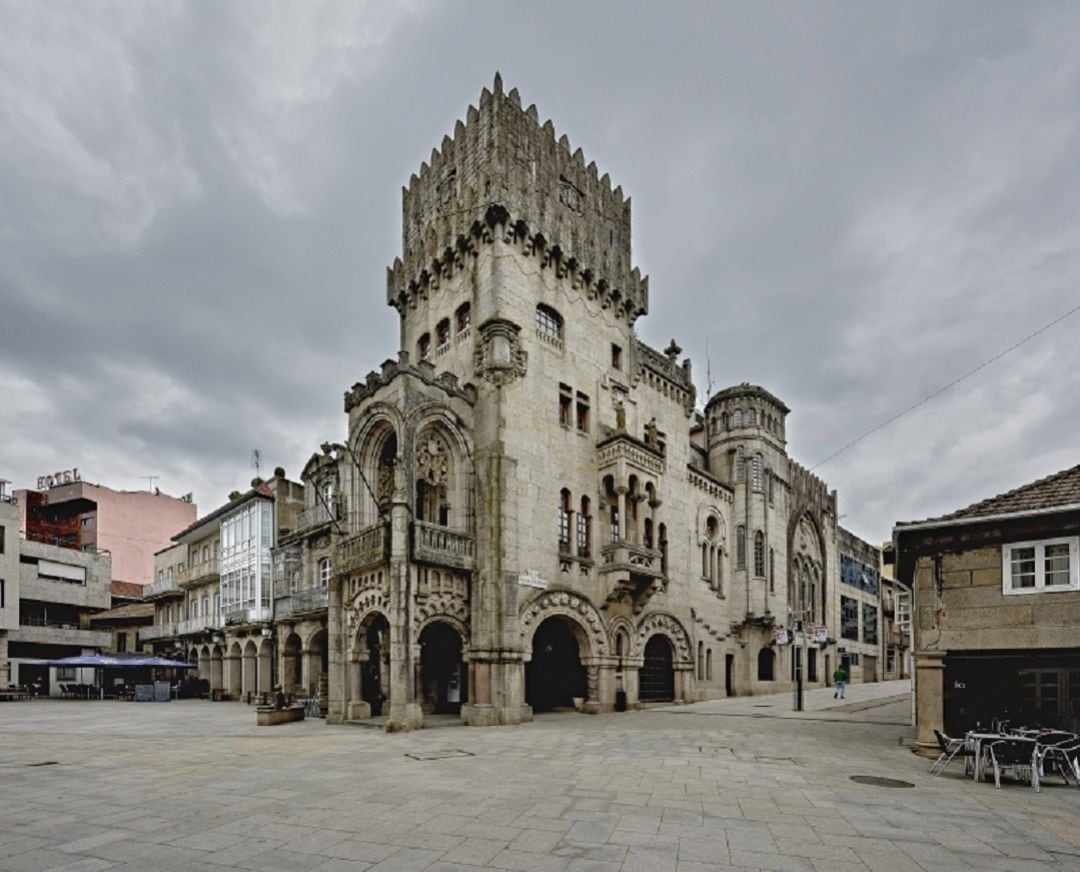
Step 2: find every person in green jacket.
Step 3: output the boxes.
[833,666,848,699]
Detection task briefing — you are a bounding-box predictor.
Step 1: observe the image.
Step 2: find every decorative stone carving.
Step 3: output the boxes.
[474,317,528,386]
[635,612,693,667]
[416,435,450,486]
[415,590,470,638]
[520,589,609,657]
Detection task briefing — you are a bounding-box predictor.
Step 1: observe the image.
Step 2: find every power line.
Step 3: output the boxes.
[810,301,1080,472]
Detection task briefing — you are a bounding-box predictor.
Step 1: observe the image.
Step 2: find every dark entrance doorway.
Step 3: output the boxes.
[640,636,675,702]
[361,614,389,717]
[526,617,586,711]
[419,622,466,714]
[725,653,735,696]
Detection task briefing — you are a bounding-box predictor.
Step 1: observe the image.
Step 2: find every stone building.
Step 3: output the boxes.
[140,473,305,698]
[894,463,1080,750]
[274,76,877,731]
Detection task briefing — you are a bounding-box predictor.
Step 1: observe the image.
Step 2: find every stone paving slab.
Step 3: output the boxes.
[1,696,1080,872]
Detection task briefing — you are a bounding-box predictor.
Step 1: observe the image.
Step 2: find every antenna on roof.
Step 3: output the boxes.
[705,337,714,398]
[142,475,159,492]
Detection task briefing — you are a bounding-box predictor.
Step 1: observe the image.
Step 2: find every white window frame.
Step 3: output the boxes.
[319,557,332,588]
[1002,537,1080,595]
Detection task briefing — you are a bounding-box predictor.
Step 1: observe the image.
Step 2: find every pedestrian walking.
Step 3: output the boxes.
[833,665,848,699]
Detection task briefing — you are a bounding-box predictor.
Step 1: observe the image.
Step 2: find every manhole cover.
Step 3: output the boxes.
[404,749,473,761]
[850,775,914,788]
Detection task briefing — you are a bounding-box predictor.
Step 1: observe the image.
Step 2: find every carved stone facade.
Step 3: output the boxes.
[290,77,876,730]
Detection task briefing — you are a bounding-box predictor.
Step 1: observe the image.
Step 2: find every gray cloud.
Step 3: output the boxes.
[1,1,1078,547]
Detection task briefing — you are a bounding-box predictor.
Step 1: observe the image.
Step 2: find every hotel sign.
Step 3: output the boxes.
[37,468,81,490]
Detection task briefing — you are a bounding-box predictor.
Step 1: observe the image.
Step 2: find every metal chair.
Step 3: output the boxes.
[989,739,1039,790]
[930,729,974,776]
[1036,736,1080,789]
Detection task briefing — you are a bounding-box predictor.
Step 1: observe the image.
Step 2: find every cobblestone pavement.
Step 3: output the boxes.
[2,682,1079,872]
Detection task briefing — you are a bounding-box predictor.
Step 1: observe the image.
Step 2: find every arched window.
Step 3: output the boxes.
[748,409,756,427]
[577,496,591,558]
[644,517,654,550]
[455,302,471,333]
[732,409,742,428]
[706,648,713,681]
[535,304,563,342]
[417,333,431,360]
[757,648,775,681]
[558,489,572,554]
[735,446,745,482]
[658,523,668,575]
[319,557,331,587]
[754,531,765,577]
[436,318,451,347]
[736,525,746,569]
[752,453,763,491]
[720,412,728,431]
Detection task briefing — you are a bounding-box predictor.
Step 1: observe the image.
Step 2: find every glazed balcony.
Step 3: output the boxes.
[276,587,329,618]
[222,607,271,627]
[336,522,390,575]
[412,521,475,571]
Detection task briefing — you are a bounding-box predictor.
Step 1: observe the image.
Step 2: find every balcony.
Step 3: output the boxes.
[599,541,665,614]
[141,622,178,640]
[412,521,475,571]
[12,624,111,648]
[295,501,343,533]
[144,577,182,599]
[223,606,271,627]
[335,522,389,575]
[179,559,219,588]
[276,587,329,619]
[177,617,224,636]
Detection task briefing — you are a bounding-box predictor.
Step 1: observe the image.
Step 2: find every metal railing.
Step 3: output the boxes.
[413,521,475,570]
[335,522,389,574]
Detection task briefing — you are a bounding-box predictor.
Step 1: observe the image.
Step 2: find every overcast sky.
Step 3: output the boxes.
[2,1,1078,547]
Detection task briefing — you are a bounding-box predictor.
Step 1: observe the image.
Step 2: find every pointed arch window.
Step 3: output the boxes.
[736,525,746,569]
[455,302,471,333]
[436,318,451,347]
[417,333,431,360]
[754,530,765,577]
[752,453,764,491]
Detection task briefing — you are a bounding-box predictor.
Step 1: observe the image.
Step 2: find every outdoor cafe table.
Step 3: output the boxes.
[966,731,1038,783]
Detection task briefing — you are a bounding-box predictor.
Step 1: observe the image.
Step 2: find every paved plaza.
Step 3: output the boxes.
[2,680,1079,872]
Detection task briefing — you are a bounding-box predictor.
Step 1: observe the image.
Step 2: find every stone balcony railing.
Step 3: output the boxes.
[295,501,343,533]
[179,559,219,587]
[141,622,178,640]
[599,541,664,580]
[276,587,329,618]
[177,616,224,636]
[412,521,475,570]
[335,522,390,575]
[143,577,182,599]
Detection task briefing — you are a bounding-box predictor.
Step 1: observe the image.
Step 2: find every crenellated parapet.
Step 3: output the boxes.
[635,339,696,415]
[786,458,837,522]
[386,73,648,325]
[344,351,477,413]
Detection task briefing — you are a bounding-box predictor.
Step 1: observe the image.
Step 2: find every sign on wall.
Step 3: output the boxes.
[518,570,548,590]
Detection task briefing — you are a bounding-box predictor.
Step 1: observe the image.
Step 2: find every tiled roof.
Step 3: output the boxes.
[90,602,155,623]
[111,580,145,599]
[900,464,1080,526]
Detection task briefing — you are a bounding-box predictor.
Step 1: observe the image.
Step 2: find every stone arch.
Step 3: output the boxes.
[347,587,391,659]
[787,511,827,625]
[635,612,693,669]
[415,593,470,649]
[281,632,303,692]
[409,411,473,531]
[606,614,638,661]
[520,589,610,663]
[695,502,727,545]
[350,409,405,528]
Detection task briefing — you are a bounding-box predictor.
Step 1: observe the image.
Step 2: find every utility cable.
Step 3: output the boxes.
[810,301,1080,471]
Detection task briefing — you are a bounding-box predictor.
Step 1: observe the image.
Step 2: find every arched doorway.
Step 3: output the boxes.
[360,614,389,717]
[757,648,775,682]
[282,633,302,693]
[526,617,586,712]
[640,635,675,702]
[419,622,466,715]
